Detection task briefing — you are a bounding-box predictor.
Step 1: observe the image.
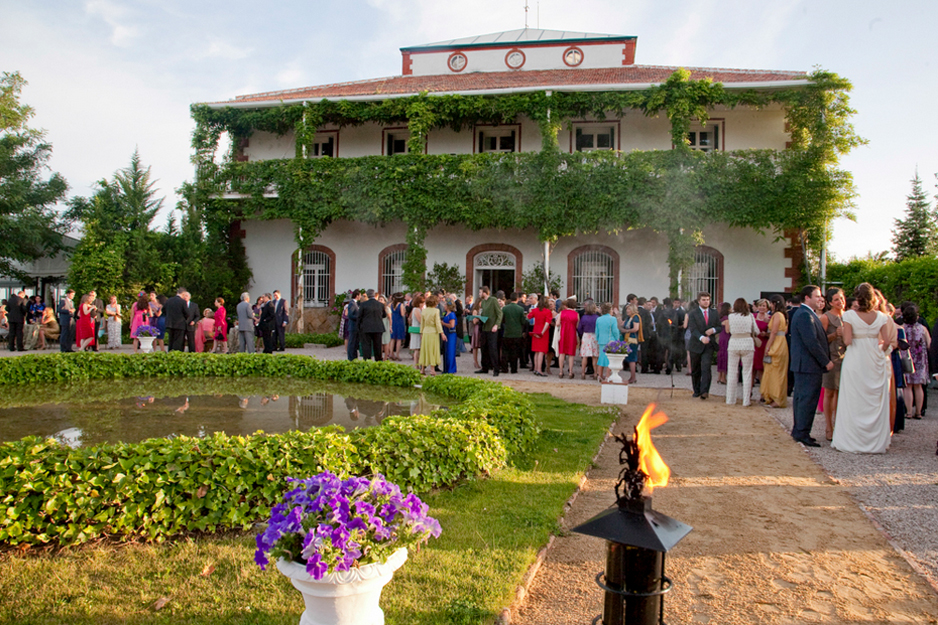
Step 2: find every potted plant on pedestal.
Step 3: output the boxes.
[255,472,442,625]
[603,340,633,385]
[134,325,160,353]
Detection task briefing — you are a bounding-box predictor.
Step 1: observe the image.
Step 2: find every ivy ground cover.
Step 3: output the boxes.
[0,392,614,624]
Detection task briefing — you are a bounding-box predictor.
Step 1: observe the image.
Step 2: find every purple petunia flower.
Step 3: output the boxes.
[255,472,441,580]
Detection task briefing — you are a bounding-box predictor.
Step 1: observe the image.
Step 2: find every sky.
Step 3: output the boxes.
[2,0,936,261]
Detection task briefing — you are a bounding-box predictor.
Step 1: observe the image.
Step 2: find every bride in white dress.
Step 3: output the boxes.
[831,285,895,454]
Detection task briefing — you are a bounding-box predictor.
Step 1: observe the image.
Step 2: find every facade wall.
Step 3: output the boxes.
[240,105,788,161]
[407,41,631,76]
[241,218,788,308]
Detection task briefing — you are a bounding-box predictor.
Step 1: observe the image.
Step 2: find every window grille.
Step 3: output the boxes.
[687,248,720,301]
[382,249,406,295]
[303,250,331,307]
[572,249,614,304]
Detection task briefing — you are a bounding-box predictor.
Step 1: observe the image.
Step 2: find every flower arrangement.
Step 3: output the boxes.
[255,472,442,579]
[603,340,632,355]
[134,325,160,338]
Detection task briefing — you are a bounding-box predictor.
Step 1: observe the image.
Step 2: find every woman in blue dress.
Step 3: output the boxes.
[620,303,642,384]
[390,293,406,361]
[595,302,620,383]
[442,299,458,374]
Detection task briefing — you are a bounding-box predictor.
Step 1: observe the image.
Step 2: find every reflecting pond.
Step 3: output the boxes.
[0,377,446,448]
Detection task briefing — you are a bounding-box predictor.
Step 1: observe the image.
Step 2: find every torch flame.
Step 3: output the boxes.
[636,403,670,493]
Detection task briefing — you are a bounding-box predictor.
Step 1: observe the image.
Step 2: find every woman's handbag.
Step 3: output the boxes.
[751,317,762,348]
[900,351,915,375]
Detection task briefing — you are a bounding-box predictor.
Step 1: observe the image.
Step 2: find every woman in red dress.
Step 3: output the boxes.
[75,293,97,351]
[527,296,553,377]
[556,298,580,378]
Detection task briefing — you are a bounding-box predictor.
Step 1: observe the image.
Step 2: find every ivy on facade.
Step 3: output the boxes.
[187,69,864,297]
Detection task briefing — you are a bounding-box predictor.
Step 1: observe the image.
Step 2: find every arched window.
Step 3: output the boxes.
[686,246,724,304]
[568,245,619,306]
[378,244,407,295]
[300,246,335,307]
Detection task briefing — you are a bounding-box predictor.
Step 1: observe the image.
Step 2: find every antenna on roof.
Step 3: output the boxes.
[524,0,529,28]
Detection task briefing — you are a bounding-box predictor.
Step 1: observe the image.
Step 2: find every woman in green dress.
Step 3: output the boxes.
[418,294,446,375]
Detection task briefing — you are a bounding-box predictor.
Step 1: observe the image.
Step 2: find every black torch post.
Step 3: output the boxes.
[571,427,692,625]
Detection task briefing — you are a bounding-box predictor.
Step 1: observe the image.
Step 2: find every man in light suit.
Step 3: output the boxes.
[789,285,834,447]
[236,292,255,353]
[687,291,723,399]
[272,289,289,351]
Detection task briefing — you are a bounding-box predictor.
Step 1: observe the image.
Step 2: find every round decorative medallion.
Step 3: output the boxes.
[504,48,526,70]
[447,52,468,72]
[563,46,584,67]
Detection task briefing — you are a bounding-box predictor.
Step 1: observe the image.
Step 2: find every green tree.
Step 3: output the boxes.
[891,172,934,261]
[426,262,465,295]
[67,152,175,300]
[521,261,563,296]
[0,71,68,280]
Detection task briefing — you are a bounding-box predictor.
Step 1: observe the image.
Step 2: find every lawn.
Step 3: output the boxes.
[0,393,615,625]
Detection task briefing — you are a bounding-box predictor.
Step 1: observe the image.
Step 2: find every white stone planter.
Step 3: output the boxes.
[276,548,408,625]
[605,352,626,384]
[137,336,156,353]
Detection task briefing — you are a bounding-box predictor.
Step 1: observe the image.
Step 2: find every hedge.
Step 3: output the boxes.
[0,354,534,546]
[827,256,938,323]
[284,332,343,348]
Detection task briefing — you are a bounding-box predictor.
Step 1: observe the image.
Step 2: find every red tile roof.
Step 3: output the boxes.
[215,65,808,106]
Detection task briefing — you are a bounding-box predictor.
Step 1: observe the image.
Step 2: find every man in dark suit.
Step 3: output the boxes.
[58,289,75,352]
[258,293,277,353]
[6,290,27,351]
[357,289,387,361]
[272,290,289,351]
[184,292,200,352]
[346,290,361,361]
[687,291,723,399]
[671,297,686,372]
[652,297,671,374]
[789,285,834,447]
[636,297,658,373]
[163,288,188,352]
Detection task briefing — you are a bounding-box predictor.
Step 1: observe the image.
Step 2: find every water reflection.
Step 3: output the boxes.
[0,389,445,448]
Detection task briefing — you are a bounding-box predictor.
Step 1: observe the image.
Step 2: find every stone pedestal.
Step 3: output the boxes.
[601,383,629,405]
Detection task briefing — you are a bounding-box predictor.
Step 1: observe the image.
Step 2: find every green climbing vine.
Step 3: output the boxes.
[186,69,863,297]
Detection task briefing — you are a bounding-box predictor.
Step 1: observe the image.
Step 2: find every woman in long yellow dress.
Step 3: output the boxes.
[418,294,445,375]
[759,294,789,408]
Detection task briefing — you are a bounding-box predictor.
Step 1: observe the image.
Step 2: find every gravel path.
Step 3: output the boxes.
[767,397,938,589]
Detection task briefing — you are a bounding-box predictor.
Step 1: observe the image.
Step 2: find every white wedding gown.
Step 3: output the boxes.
[831,310,892,454]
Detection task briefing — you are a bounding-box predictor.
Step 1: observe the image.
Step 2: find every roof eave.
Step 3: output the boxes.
[203,79,810,110]
[401,35,637,53]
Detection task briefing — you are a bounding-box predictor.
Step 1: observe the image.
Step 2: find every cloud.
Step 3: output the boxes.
[85,0,140,47]
[276,62,305,87]
[198,40,252,61]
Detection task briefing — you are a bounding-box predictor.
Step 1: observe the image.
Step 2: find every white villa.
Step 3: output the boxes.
[202,29,811,310]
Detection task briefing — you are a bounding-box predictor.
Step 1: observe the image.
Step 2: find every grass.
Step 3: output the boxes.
[0,393,615,625]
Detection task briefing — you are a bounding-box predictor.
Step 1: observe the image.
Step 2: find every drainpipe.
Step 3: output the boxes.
[544,240,550,297]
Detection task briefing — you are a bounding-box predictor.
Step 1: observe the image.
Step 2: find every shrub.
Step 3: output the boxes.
[0,354,534,546]
[827,256,938,322]
[284,332,343,348]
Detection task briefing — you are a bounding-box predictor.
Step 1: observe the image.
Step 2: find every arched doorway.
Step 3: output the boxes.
[686,245,724,304]
[465,244,523,298]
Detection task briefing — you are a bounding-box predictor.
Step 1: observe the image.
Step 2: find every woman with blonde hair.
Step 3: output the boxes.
[105,296,122,350]
[75,293,97,351]
[195,308,215,352]
[759,295,789,408]
[409,294,425,370]
[418,294,445,375]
